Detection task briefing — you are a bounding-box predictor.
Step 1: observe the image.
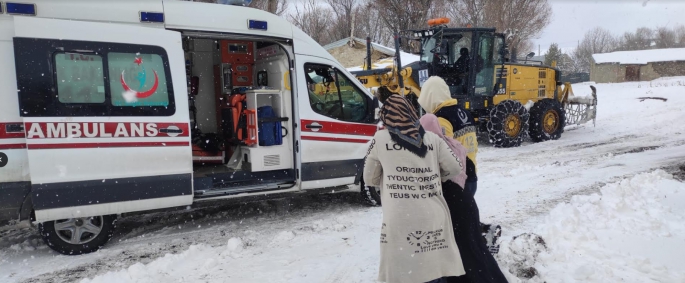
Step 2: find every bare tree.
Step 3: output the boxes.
[675,25,685,47]
[617,27,654,51]
[289,0,335,45]
[371,0,435,51]
[326,0,359,43]
[572,27,617,73]
[655,27,677,48]
[248,0,289,16]
[442,0,551,58]
[353,1,393,46]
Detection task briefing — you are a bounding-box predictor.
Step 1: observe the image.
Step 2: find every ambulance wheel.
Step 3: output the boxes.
[528,99,566,142]
[487,100,529,148]
[39,215,117,255]
[360,181,381,206]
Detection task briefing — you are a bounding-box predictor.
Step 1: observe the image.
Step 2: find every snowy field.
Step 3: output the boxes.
[1,77,685,283]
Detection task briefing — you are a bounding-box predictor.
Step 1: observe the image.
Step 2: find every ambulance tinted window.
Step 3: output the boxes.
[334,69,369,123]
[108,53,170,107]
[13,38,175,117]
[305,63,372,123]
[54,53,106,104]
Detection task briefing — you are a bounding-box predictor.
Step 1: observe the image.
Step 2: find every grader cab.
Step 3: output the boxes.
[351,19,597,148]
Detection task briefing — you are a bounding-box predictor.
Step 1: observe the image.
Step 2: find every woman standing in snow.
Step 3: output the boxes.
[420,114,509,283]
[364,94,465,283]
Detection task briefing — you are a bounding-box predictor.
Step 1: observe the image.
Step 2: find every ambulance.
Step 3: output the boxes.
[0,0,380,254]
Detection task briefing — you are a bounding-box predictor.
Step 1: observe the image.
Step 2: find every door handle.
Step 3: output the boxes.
[305,122,323,131]
[160,128,183,134]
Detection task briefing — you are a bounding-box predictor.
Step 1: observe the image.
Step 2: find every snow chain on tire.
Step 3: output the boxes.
[487,100,529,148]
[529,99,566,142]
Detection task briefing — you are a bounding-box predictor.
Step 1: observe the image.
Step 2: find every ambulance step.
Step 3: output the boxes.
[194,181,295,198]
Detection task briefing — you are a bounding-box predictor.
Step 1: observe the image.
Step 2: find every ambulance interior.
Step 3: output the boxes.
[183,37,295,196]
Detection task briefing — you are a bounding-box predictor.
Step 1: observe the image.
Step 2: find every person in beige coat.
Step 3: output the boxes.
[364,94,465,283]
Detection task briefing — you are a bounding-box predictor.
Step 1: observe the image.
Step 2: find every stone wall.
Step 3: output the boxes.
[590,63,623,83]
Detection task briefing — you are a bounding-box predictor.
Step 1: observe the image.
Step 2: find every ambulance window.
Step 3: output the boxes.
[108,53,170,107]
[305,64,343,120]
[333,69,369,123]
[54,53,106,104]
[304,63,371,123]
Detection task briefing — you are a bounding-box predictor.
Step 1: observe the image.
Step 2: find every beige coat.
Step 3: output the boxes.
[364,129,465,283]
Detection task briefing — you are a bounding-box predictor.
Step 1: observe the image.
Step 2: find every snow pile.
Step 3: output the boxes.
[592,48,685,64]
[499,170,685,282]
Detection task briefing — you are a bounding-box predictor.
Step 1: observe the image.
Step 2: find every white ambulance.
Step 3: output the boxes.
[0,0,380,254]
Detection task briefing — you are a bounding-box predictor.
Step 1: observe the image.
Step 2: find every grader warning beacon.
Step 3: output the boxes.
[351,18,597,148]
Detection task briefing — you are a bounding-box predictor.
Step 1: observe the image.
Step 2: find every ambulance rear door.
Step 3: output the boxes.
[12,17,193,222]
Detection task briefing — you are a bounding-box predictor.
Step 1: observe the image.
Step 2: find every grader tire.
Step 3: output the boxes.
[487,100,529,148]
[529,99,566,142]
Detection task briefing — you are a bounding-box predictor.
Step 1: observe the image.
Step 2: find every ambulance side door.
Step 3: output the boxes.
[13,17,193,222]
[295,55,377,189]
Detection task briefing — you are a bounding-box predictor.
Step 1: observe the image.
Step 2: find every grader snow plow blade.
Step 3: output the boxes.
[561,83,598,126]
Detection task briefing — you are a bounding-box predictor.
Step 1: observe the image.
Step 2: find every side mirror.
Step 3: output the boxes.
[527,52,535,58]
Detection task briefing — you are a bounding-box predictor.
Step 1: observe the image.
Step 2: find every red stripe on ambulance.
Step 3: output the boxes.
[0,122,25,139]
[24,122,189,139]
[0,144,27,150]
[300,119,376,136]
[301,136,370,144]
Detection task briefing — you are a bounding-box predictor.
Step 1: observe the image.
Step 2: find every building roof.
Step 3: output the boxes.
[323,37,396,56]
[346,52,420,72]
[592,48,685,65]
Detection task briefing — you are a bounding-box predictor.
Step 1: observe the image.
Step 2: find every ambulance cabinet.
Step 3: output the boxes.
[242,89,291,172]
[220,40,254,87]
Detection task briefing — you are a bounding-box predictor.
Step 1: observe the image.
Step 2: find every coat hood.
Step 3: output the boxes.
[418,76,455,113]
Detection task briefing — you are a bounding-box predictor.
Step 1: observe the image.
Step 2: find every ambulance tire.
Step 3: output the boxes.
[360,180,382,206]
[39,215,117,255]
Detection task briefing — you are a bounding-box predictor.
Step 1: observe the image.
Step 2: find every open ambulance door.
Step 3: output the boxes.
[295,55,377,190]
[13,17,193,223]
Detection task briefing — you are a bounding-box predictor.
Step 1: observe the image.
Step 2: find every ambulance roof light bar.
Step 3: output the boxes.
[248,19,267,31]
[218,0,253,5]
[140,11,164,23]
[6,2,36,16]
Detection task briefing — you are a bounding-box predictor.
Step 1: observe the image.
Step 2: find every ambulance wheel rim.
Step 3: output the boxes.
[543,110,560,134]
[504,114,522,137]
[54,216,104,245]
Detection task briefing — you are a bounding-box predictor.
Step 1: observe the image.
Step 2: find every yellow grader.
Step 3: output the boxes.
[351,18,597,148]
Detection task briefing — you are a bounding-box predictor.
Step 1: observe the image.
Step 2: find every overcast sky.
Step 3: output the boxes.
[287,0,685,54]
[535,0,685,54]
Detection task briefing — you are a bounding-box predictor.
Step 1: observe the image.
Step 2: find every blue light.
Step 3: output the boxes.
[248,20,267,31]
[140,12,164,23]
[218,0,252,5]
[6,3,37,16]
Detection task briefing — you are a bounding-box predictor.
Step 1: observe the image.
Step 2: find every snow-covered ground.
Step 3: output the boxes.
[2,77,685,283]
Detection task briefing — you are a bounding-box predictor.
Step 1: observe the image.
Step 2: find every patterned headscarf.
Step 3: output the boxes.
[380,94,428,157]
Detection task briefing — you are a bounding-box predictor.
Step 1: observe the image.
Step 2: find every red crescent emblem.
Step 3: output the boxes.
[120,70,159,98]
